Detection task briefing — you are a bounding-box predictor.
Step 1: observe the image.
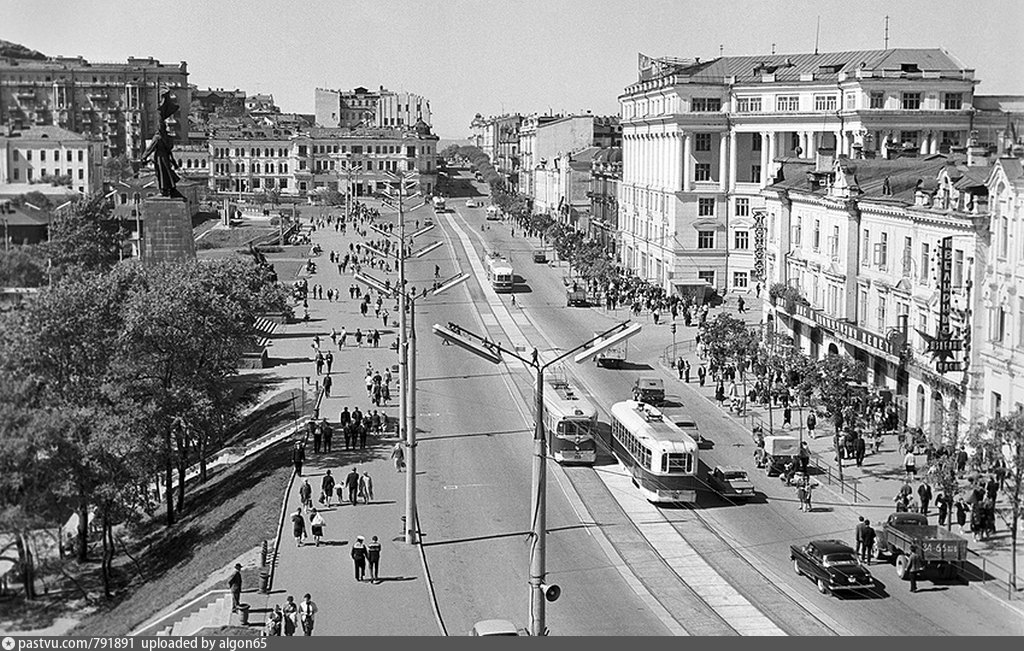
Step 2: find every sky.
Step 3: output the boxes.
[4,0,1023,139]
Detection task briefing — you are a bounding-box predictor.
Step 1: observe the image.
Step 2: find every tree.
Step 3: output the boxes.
[0,246,47,287]
[970,411,1024,591]
[103,154,134,183]
[44,195,124,277]
[813,353,868,433]
[700,313,758,374]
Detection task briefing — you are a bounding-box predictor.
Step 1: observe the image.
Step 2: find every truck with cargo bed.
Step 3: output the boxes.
[873,512,968,580]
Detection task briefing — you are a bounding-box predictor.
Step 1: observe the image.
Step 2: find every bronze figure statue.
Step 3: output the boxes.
[138,90,183,198]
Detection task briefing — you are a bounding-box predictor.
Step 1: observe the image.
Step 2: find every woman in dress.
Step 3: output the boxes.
[310,509,326,547]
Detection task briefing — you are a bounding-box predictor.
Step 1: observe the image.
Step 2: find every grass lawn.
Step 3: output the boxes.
[197,225,279,250]
[68,437,295,636]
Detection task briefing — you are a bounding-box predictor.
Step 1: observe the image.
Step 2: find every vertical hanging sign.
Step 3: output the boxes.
[938,236,953,338]
[753,209,767,280]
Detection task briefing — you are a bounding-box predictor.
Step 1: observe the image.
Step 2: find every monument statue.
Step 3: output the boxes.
[138,90,183,198]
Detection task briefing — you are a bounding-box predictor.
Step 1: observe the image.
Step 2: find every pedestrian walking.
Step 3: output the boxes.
[227,563,242,611]
[264,605,283,637]
[796,482,808,512]
[312,422,323,453]
[298,594,318,636]
[737,296,746,313]
[907,545,924,592]
[310,509,326,546]
[855,516,866,559]
[684,361,691,384]
[339,328,348,348]
[325,351,334,374]
[282,596,298,636]
[367,535,382,583]
[346,467,360,505]
[954,496,968,534]
[321,470,335,507]
[802,477,817,511]
[291,441,305,476]
[715,381,726,407]
[904,450,917,480]
[392,441,405,472]
[956,445,969,474]
[351,536,368,581]
[783,405,792,428]
[291,508,306,547]
[359,471,372,503]
[322,374,333,397]
[315,351,324,375]
[697,365,706,387]
[322,420,333,453]
[855,435,866,467]
[299,479,313,509]
[806,411,817,438]
[918,482,933,516]
[359,423,368,449]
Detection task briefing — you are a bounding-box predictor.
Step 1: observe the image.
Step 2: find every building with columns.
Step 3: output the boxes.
[619,48,1021,296]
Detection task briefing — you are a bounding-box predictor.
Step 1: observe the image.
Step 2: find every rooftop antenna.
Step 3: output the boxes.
[884,15,890,49]
[771,42,776,55]
[719,44,724,57]
[814,16,820,55]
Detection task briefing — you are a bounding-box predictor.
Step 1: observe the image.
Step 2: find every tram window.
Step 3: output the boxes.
[662,453,691,473]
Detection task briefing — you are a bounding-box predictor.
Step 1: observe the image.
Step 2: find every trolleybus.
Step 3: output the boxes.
[609,400,700,503]
[486,253,514,292]
[541,377,598,464]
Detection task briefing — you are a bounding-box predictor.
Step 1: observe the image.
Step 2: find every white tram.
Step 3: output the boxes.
[542,378,598,464]
[608,400,700,503]
[486,253,514,292]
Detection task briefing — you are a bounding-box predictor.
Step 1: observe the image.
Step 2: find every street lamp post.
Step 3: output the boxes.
[433,320,641,635]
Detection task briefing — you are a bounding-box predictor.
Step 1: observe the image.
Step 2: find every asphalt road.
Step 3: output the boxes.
[425,173,1024,636]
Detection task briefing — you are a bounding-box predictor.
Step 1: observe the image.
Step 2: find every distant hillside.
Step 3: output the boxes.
[438,138,470,151]
[0,39,47,60]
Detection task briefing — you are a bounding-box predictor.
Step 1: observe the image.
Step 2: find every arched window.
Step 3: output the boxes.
[916,385,926,429]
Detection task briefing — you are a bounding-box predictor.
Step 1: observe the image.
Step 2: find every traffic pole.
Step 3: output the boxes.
[529,364,547,636]
[406,297,418,544]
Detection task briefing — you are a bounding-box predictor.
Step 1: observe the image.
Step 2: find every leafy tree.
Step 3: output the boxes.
[44,195,124,276]
[11,191,53,211]
[701,313,759,376]
[103,154,134,183]
[970,411,1024,591]
[0,246,47,287]
[813,354,868,433]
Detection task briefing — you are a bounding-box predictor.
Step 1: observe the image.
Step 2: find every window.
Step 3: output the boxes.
[776,95,800,112]
[697,231,715,249]
[953,250,964,287]
[992,306,1007,343]
[734,230,749,250]
[901,92,922,110]
[40,150,46,161]
[868,92,885,109]
[943,93,963,110]
[691,97,721,112]
[1000,215,1009,259]
[844,91,857,109]
[66,150,72,162]
[752,134,762,151]
[877,295,888,329]
[694,163,711,181]
[1019,297,1024,348]
[78,169,83,179]
[694,133,712,151]
[813,220,821,250]
[814,94,838,111]
[12,168,19,180]
[992,392,1003,418]
[792,218,802,246]
[26,151,31,161]
[735,198,750,217]
[875,232,888,268]
[736,96,761,113]
[858,289,868,322]
[862,229,870,265]
[698,198,715,216]
[902,237,913,275]
[900,131,920,146]
[698,270,716,286]
[733,271,749,288]
[921,243,930,281]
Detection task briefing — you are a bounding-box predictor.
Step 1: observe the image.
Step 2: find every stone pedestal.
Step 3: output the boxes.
[142,197,196,264]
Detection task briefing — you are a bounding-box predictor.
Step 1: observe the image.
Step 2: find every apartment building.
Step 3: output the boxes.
[0,55,190,159]
[618,48,1021,295]
[588,146,622,253]
[315,87,431,129]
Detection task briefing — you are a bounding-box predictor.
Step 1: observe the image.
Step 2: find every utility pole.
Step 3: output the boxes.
[434,320,641,635]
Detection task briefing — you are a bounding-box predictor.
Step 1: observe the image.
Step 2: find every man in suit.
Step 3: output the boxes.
[855,516,867,559]
[860,520,876,563]
[346,467,361,506]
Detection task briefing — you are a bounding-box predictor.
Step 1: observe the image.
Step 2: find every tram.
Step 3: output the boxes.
[542,377,598,464]
[486,253,514,292]
[608,400,700,503]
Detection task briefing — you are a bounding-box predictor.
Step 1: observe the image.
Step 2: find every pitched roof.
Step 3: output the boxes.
[0,125,90,143]
[644,48,969,85]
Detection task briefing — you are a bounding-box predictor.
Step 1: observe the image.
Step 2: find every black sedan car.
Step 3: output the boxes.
[790,540,875,595]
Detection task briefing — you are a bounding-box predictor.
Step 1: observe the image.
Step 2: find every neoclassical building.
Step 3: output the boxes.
[619,48,1021,296]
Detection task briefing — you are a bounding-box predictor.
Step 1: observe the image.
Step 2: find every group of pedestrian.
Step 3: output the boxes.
[263,594,318,636]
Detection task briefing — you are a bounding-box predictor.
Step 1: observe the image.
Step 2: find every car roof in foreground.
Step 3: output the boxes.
[715,465,745,474]
[472,620,518,635]
[810,540,855,554]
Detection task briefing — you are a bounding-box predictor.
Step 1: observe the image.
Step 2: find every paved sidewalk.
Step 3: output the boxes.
[258,202,440,636]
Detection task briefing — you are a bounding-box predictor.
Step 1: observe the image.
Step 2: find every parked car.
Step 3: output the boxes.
[632,377,665,405]
[566,288,588,307]
[470,620,521,636]
[790,540,875,595]
[533,250,548,263]
[465,199,479,208]
[708,466,755,499]
[661,408,710,448]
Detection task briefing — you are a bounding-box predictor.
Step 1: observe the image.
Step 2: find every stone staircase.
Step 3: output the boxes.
[134,590,235,637]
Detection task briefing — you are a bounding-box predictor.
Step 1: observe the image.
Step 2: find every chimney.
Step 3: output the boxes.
[914,179,930,206]
[966,142,988,167]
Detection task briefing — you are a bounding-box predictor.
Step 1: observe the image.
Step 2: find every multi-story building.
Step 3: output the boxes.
[189,87,246,123]
[315,87,430,129]
[0,125,103,195]
[207,121,438,198]
[588,146,622,253]
[974,155,1024,420]
[0,54,190,159]
[517,113,562,199]
[764,149,996,439]
[522,114,621,212]
[618,48,1022,295]
[468,114,524,185]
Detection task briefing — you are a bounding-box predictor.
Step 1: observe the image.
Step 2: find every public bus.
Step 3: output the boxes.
[608,400,700,504]
[486,253,514,292]
[541,377,598,464]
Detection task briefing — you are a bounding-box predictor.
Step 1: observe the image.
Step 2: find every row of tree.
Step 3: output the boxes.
[0,197,290,599]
